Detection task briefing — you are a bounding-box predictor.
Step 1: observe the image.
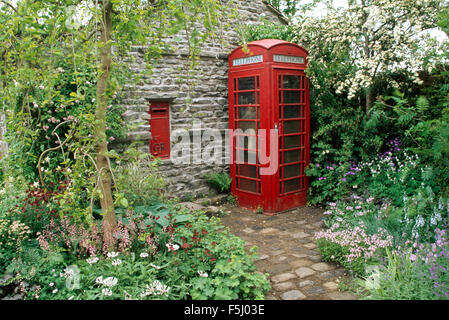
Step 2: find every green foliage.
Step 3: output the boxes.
[2,211,270,300]
[266,0,298,18]
[204,171,232,194]
[437,5,449,36]
[317,238,367,276]
[113,152,166,207]
[226,194,237,205]
[369,81,449,193]
[358,246,449,300]
[243,22,295,43]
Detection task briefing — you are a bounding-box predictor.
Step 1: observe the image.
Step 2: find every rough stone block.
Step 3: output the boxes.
[280,290,306,300]
[271,273,296,283]
[295,267,316,278]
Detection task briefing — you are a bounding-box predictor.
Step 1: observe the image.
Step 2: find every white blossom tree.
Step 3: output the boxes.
[292,0,447,112]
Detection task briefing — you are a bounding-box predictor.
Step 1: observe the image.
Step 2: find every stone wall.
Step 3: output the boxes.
[119,0,287,199]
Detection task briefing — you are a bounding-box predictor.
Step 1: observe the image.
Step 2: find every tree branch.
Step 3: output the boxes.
[0,0,17,13]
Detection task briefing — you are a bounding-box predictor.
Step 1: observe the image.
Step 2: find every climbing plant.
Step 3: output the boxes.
[0,0,234,244]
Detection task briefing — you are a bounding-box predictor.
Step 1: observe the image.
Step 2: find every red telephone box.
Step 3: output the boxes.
[228,39,310,214]
[149,101,170,160]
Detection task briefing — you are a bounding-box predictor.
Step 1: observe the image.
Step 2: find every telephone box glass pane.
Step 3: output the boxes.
[284,91,300,104]
[283,75,300,89]
[284,149,300,163]
[238,107,257,119]
[238,92,255,105]
[238,77,255,90]
[237,135,257,149]
[239,178,257,193]
[284,105,300,118]
[236,150,258,164]
[237,122,257,132]
[284,135,301,148]
[284,164,301,178]
[284,178,300,193]
[284,120,300,134]
[238,164,257,178]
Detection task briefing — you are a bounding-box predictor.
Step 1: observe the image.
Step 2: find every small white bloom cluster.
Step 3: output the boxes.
[111,259,122,266]
[59,268,75,278]
[197,270,208,278]
[96,276,118,287]
[165,243,179,252]
[107,251,119,258]
[102,288,113,296]
[149,263,162,270]
[86,256,99,265]
[140,252,149,258]
[140,280,170,298]
[291,0,444,101]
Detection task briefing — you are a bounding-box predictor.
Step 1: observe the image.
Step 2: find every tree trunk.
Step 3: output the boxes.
[366,86,373,114]
[95,0,116,248]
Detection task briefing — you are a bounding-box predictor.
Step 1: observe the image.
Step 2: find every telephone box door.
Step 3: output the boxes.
[273,69,310,211]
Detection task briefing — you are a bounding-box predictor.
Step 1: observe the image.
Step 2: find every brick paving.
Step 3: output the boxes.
[219,204,358,300]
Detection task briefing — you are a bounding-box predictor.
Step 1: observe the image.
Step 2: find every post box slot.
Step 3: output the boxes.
[151,109,167,113]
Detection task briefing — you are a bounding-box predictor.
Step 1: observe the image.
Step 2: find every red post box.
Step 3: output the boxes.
[228,39,310,214]
[149,101,170,160]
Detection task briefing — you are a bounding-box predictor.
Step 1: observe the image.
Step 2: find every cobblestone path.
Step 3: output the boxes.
[220,204,358,300]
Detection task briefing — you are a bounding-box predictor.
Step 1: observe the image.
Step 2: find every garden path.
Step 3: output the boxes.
[219,204,359,300]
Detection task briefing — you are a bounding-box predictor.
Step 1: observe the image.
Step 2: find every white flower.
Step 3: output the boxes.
[111,259,122,266]
[150,263,161,270]
[60,268,74,278]
[166,243,179,252]
[86,256,99,265]
[107,251,119,258]
[140,252,149,258]
[197,270,208,278]
[140,280,170,297]
[102,288,113,296]
[33,181,40,188]
[95,276,104,285]
[52,288,58,294]
[102,277,118,287]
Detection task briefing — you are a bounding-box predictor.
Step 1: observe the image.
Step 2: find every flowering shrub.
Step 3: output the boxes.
[306,140,430,206]
[316,221,393,275]
[37,206,187,258]
[0,219,31,272]
[7,182,68,235]
[359,229,449,300]
[3,61,125,186]
[399,189,449,243]
[12,212,269,300]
